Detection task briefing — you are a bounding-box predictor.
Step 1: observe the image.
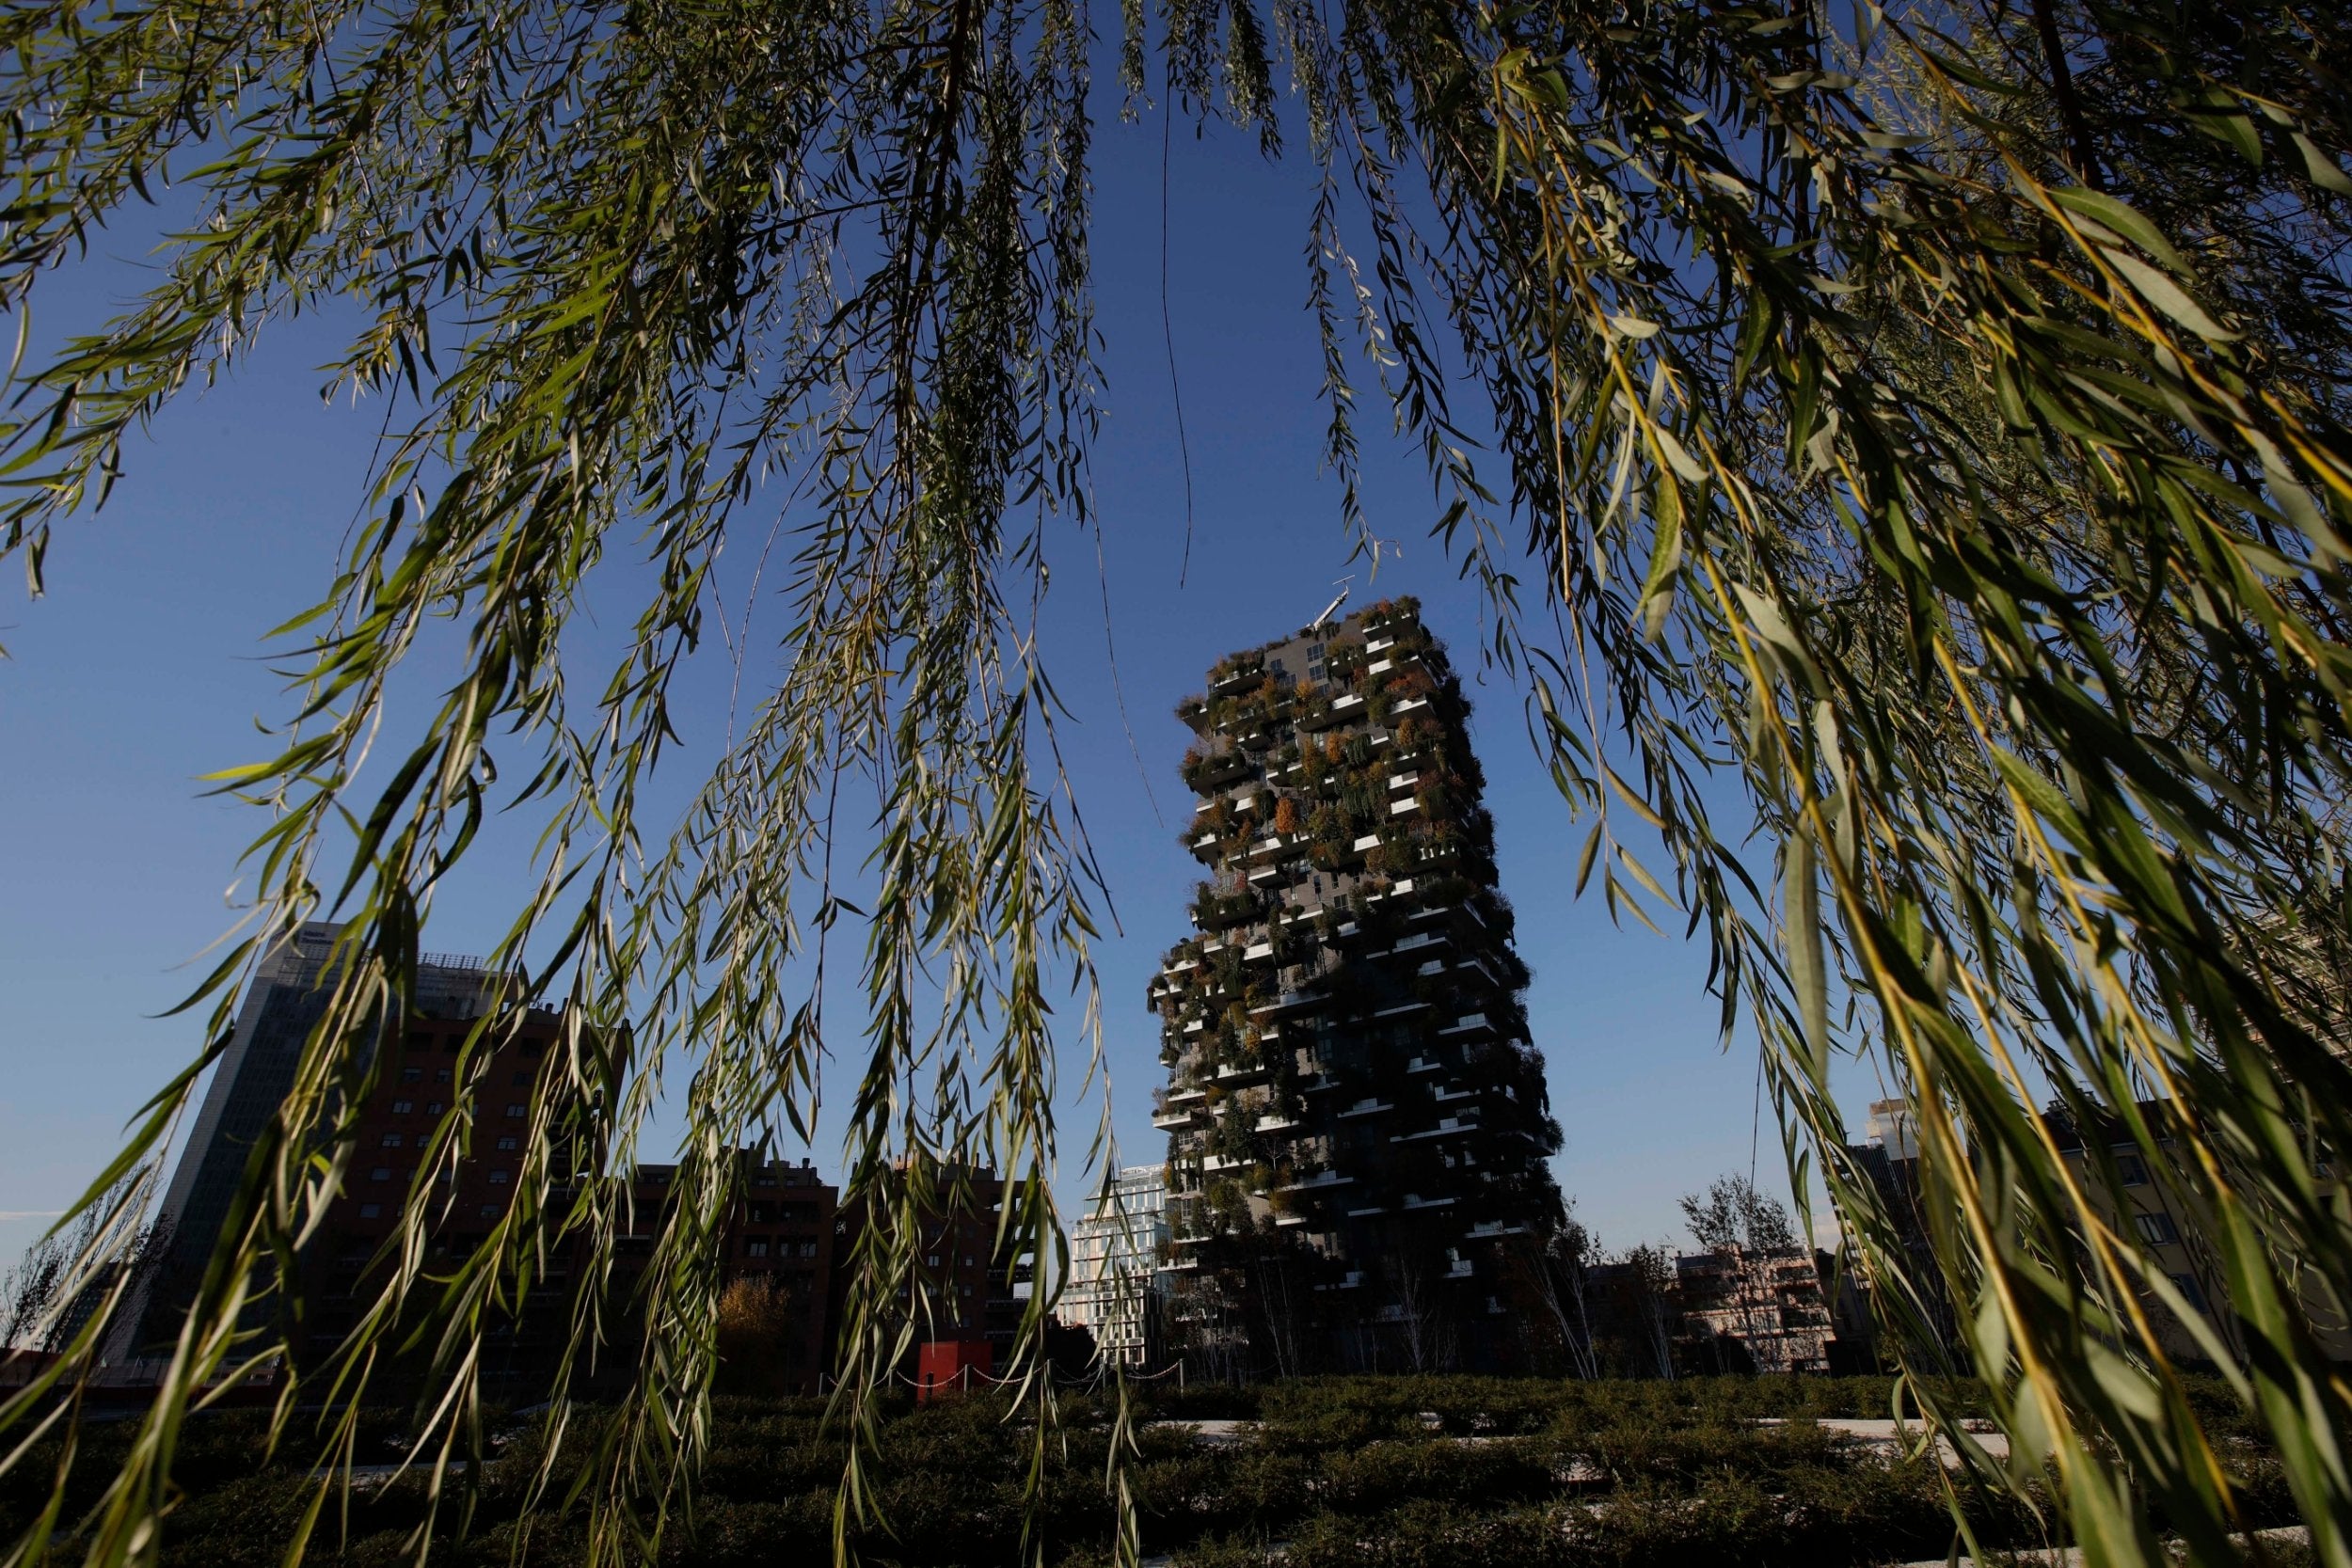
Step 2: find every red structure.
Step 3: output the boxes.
[914,1338,993,1402]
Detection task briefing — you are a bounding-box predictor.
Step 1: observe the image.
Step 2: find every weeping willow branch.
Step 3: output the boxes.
[4,3,2352,1567]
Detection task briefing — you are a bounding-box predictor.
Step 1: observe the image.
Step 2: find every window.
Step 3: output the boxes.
[380,1133,404,1148]
[798,1242,818,1259]
[370,1167,392,1182]
[402,1067,423,1083]
[358,1203,382,1219]
[488,1169,510,1186]
[747,1240,771,1259]
[926,1254,941,1268]
[427,1101,445,1116]
[505,1103,527,1118]
[512,1070,532,1085]
[435,1068,453,1084]
[480,1204,499,1219]
[2170,1273,2207,1311]
[390,1100,414,1114]
[2135,1210,2181,1246]
[496,1135,519,1151]
[2115,1152,2150,1187]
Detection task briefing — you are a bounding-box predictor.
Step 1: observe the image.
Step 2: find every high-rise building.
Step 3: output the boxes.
[1149,597,1564,1371]
[139,925,571,1365]
[1065,1164,1168,1367]
[139,924,853,1393]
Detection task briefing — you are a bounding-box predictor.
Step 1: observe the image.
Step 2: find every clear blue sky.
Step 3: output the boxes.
[0,85,1887,1273]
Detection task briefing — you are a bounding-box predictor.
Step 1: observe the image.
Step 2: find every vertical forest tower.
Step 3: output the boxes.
[1151,597,1563,1371]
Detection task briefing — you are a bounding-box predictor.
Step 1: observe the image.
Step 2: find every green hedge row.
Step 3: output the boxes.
[0,1375,2288,1566]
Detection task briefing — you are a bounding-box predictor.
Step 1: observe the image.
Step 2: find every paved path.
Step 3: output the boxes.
[1757,1416,2012,1467]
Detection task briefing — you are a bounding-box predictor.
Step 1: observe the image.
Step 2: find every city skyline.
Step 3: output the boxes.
[0,99,1869,1279]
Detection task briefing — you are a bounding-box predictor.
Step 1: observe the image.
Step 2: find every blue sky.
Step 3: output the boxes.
[0,78,1887,1275]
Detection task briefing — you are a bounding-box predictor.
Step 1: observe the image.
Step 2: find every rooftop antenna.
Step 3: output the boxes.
[1311,577,1352,631]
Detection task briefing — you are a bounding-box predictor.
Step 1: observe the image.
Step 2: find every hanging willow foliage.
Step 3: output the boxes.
[3,0,2351,1565]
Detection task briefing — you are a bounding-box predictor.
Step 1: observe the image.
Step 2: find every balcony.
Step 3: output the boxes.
[1401,1194,1455,1211]
[1433,1084,1478,1103]
[1426,1114,1483,1138]
[1214,1061,1269,1087]
[1338,1098,1392,1118]
[1313,1270,1366,1291]
[1352,833,1382,852]
[1465,1221,1527,1239]
[1201,1153,1250,1173]
[1279,1169,1355,1192]
[1444,1258,1476,1279]
[1439,1012,1492,1037]
[1405,1054,1444,1074]
[1152,1108,1198,1130]
[1253,1114,1302,1132]
[1165,1086,1208,1107]
[1249,988,1327,1019]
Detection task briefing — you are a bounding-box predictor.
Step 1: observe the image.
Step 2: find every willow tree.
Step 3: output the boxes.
[3,0,2349,1564]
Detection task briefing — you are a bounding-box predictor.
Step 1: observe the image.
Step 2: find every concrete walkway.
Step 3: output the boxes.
[1757,1416,2012,1467]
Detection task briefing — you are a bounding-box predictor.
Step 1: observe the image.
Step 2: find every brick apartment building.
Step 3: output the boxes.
[141,926,866,1399]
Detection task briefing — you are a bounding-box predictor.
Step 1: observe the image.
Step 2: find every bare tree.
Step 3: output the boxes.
[1616,1244,1678,1381]
[1385,1245,1454,1374]
[1519,1207,1601,1379]
[3,1170,165,1361]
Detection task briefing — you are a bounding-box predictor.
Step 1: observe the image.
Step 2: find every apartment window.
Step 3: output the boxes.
[496,1135,519,1151]
[2170,1273,2207,1311]
[747,1240,771,1259]
[488,1169,510,1186]
[370,1167,393,1182]
[390,1100,414,1115]
[505,1103,527,1118]
[512,1070,532,1085]
[380,1133,404,1148]
[435,1068,453,1084]
[927,1254,941,1268]
[2115,1152,2150,1187]
[402,1067,423,1084]
[2135,1210,2181,1246]
[480,1204,499,1219]
[358,1204,382,1219]
[427,1101,445,1116]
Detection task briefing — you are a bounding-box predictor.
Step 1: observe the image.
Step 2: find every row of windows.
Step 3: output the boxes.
[370,1165,510,1184]
[377,1132,520,1151]
[354,1201,510,1222]
[743,1239,821,1259]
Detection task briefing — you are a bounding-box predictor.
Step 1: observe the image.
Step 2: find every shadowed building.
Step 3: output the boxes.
[1151,597,1564,1373]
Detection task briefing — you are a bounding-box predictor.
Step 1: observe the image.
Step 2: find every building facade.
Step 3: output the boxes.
[1150,598,1564,1372]
[1065,1164,1168,1367]
[1671,1246,1837,1375]
[140,924,848,1394]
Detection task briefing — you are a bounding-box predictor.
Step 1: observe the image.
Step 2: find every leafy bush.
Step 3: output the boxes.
[2,1373,2222,1566]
